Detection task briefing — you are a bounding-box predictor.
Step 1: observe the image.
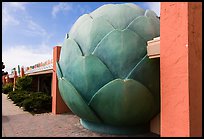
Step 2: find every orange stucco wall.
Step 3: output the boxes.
[160,2,202,137]
[52,46,70,114]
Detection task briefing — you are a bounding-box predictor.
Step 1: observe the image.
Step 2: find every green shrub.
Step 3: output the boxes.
[2,83,13,94]
[7,90,18,100]
[22,92,51,113]
[8,90,30,107]
[22,98,33,111]
[8,90,51,114]
[15,76,32,91]
[7,91,16,100]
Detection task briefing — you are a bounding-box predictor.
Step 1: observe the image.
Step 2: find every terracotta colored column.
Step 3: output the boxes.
[5,75,10,84]
[2,76,6,85]
[20,67,24,77]
[13,70,18,91]
[160,2,202,137]
[52,46,70,114]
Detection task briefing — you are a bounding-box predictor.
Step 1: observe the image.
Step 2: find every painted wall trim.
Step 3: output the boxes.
[147,37,160,59]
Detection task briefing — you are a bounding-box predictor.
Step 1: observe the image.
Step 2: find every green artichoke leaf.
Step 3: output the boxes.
[89,79,155,126]
[69,14,92,39]
[70,15,115,55]
[127,56,160,114]
[93,29,146,79]
[144,9,159,20]
[124,3,145,11]
[90,3,145,30]
[88,17,115,54]
[69,14,93,55]
[59,38,83,70]
[56,62,102,123]
[61,55,114,103]
[56,62,63,79]
[127,15,160,42]
[144,10,160,38]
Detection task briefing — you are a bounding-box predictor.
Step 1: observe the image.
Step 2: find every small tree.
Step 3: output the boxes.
[2,62,8,76]
[2,83,13,94]
[15,76,32,91]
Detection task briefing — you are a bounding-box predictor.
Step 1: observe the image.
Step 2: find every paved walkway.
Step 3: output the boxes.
[2,93,159,137]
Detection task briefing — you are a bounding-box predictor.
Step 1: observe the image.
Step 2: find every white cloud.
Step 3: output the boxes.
[2,2,48,37]
[145,2,160,16]
[25,19,47,37]
[2,2,55,74]
[2,45,52,74]
[2,8,20,28]
[2,2,28,30]
[5,2,28,10]
[52,2,72,18]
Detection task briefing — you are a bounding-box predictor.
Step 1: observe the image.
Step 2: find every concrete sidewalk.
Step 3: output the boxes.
[2,93,159,137]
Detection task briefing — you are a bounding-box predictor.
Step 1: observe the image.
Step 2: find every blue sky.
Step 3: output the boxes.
[2,2,160,74]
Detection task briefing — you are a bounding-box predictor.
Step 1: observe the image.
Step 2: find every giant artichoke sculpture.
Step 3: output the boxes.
[56,3,160,135]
